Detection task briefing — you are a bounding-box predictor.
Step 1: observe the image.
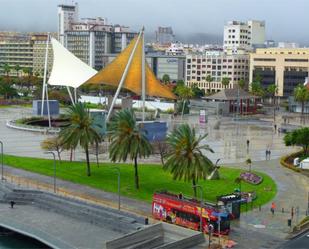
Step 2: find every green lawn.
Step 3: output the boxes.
[3,154,277,208]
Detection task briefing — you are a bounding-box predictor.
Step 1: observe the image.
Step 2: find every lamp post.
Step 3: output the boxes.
[192,185,203,232]
[44,151,56,193]
[113,167,121,210]
[0,140,4,181]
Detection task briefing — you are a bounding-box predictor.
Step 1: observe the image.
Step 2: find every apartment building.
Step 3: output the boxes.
[249,48,309,97]
[186,51,249,92]
[224,20,265,52]
[155,27,174,45]
[0,34,53,77]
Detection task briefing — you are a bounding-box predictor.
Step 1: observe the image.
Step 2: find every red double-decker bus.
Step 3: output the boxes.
[152,191,230,235]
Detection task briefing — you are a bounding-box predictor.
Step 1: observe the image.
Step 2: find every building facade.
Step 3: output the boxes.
[249,48,309,97]
[0,34,53,77]
[102,53,185,81]
[57,3,79,45]
[223,20,265,52]
[186,52,249,92]
[155,27,174,45]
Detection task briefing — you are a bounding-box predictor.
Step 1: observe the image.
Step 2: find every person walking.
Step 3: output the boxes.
[271,202,276,216]
[268,149,271,160]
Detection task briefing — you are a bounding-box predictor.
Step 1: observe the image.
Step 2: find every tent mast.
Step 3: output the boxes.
[141,27,146,122]
[106,30,143,122]
[41,33,50,116]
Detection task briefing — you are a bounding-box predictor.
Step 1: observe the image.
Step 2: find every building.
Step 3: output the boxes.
[223,20,265,52]
[0,34,53,77]
[57,3,79,45]
[59,3,137,70]
[186,51,249,93]
[249,48,309,97]
[155,27,174,45]
[102,53,186,81]
[278,42,300,49]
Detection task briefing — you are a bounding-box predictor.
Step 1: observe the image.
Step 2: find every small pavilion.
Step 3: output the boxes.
[204,88,260,114]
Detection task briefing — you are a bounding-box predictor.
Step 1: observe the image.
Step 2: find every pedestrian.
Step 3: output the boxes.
[274,124,277,132]
[265,149,268,160]
[246,139,250,148]
[271,202,276,215]
[268,149,271,160]
[10,201,15,209]
[291,207,294,219]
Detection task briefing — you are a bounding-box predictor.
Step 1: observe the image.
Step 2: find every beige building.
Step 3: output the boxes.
[249,48,309,97]
[186,51,249,92]
[0,34,53,77]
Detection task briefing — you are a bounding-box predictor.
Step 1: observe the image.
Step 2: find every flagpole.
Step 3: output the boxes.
[106,30,143,122]
[41,33,50,116]
[141,27,146,122]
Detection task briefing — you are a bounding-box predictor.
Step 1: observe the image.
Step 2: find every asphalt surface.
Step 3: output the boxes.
[279,232,309,249]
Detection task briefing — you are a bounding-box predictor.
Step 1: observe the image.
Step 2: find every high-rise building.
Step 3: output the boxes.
[249,48,309,97]
[223,20,265,52]
[57,3,79,45]
[155,27,174,45]
[186,51,249,92]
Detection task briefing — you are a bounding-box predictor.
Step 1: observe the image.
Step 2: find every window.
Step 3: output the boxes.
[254,58,276,61]
[285,58,308,62]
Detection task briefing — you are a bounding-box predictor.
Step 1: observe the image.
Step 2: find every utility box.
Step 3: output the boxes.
[293,157,300,166]
[300,158,309,169]
[90,109,107,136]
[33,100,59,116]
[217,194,242,219]
[138,121,167,142]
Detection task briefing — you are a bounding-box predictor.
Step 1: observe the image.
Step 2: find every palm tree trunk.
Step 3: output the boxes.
[134,156,139,189]
[85,145,91,176]
[302,101,305,123]
[57,150,61,162]
[96,142,99,167]
[192,178,197,197]
[181,99,186,119]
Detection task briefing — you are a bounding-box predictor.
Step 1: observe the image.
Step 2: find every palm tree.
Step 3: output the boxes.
[109,109,152,189]
[175,85,193,118]
[206,75,213,93]
[59,102,101,176]
[2,63,11,77]
[294,84,309,120]
[266,84,278,105]
[221,77,230,89]
[164,124,214,197]
[238,79,246,90]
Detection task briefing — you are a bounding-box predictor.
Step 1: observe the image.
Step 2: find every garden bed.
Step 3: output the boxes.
[280,151,309,177]
[240,172,263,185]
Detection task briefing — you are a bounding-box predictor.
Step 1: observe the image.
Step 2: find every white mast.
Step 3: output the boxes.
[141,27,146,122]
[41,33,50,116]
[106,30,143,122]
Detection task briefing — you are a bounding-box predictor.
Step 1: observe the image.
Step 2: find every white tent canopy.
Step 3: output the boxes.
[48,38,97,88]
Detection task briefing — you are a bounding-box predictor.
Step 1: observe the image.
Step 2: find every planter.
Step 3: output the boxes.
[240,172,263,185]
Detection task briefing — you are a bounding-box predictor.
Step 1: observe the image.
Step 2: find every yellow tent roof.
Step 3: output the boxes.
[85,36,176,100]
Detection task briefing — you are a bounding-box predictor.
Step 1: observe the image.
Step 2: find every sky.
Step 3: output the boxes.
[0,0,308,44]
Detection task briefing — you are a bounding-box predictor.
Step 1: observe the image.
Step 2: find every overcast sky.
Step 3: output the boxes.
[0,0,308,44]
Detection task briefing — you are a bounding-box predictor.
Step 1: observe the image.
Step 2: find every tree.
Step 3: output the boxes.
[0,80,18,99]
[250,81,265,97]
[238,79,246,90]
[206,75,213,93]
[293,84,309,119]
[163,124,214,197]
[234,176,243,193]
[2,63,11,77]
[109,109,152,189]
[284,127,309,155]
[162,74,170,84]
[59,102,102,176]
[191,83,205,98]
[41,137,65,162]
[266,84,278,105]
[245,158,252,172]
[221,77,230,89]
[175,85,193,117]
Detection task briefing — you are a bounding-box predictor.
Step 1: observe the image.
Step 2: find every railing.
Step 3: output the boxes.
[6,120,60,134]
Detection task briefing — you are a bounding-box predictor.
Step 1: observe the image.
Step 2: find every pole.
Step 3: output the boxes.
[218,215,221,245]
[41,33,50,116]
[74,88,78,103]
[106,30,143,122]
[193,185,203,232]
[44,151,56,193]
[0,141,3,181]
[113,167,121,210]
[66,86,75,105]
[45,82,51,128]
[141,27,146,122]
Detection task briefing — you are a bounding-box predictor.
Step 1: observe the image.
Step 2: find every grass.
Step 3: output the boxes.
[3,154,277,208]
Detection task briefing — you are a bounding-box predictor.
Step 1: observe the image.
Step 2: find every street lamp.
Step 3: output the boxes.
[113,167,121,210]
[192,185,203,232]
[0,140,4,181]
[44,151,56,193]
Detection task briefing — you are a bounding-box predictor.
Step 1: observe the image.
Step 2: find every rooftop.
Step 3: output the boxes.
[204,88,258,101]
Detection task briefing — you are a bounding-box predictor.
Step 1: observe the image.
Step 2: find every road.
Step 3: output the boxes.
[279,232,309,249]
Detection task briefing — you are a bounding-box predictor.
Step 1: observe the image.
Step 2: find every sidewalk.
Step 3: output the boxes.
[2,165,152,218]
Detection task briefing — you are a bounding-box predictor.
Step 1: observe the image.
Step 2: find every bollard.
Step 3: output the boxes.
[282,208,284,213]
[259,205,261,211]
[145,217,149,225]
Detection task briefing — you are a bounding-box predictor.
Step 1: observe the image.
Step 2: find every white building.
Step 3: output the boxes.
[223,20,265,52]
[57,3,79,45]
[186,51,249,93]
[278,42,300,48]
